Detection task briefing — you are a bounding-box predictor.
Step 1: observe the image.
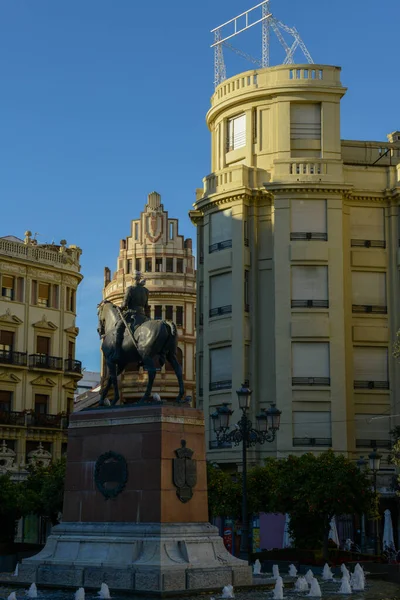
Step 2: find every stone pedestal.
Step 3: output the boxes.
[19,405,251,593]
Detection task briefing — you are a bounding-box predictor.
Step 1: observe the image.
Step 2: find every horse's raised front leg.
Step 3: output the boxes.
[142,357,156,401]
[167,351,184,401]
[108,361,120,406]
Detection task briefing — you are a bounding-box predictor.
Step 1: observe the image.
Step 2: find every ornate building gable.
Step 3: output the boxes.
[0,372,21,383]
[30,375,57,387]
[63,380,77,391]
[32,315,58,331]
[65,325,79,337]
[28,442,52,468]
[0,308,23,326]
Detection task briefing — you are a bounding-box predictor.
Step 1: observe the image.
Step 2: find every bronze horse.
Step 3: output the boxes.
[97,300,184,406]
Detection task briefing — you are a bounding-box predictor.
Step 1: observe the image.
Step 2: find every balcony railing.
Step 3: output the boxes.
[29,354,63,371]
[291,232,328,241]
[0,410,25,426]
[29,412,69,429]
[354,380,389,390]
[352,305,387,314]
[209,380,232,391]
[209,240,232,253]
[293,437,332,447]
[356,439,392,449]
[0,350,27,366]
[291,300,329,308]
[64,359,82,374]
[209,305,232,318]
[292,377,331,386]
[351,239,386,249]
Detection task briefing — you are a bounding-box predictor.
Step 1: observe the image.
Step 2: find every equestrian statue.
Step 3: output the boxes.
[97,271,184,406]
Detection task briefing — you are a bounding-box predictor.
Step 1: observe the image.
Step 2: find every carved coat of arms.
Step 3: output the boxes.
[173,439,197,503]
[145,211,163,243]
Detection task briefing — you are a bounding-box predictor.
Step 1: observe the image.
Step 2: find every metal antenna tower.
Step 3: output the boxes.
[211,1,314,88]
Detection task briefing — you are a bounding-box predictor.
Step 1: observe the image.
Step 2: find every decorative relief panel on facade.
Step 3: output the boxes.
[27,268,61,281]
[28,442,52,468]
[0,372,21,383]
[94,451,128,499]
[0,262,27,275]
[145,212,164,243]
[32,315,58,330]
[30,376,57,387]
[63,274,80,286]
[0,440,17,472]
[0,309,23,325]
[173,439,197,503]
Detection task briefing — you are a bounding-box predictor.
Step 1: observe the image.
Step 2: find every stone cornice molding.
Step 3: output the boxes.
[265,183,353,195]
[193,190,269,217]
[65,326,79,336]
[63,380,78,391]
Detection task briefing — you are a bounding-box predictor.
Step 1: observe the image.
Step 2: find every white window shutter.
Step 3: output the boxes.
[291,200,326,233]
[292,342,330,378]
[352,272,386,306]
[293,412,331,438]
[210,209,232,245]
[355,414,390,443]
[210,346,232,383]
[292,266,328,300]
[228,114,246,150]
[210,273,232,310]
[353,347,388,382]
[291,104,321,140]
[350,207,385,241]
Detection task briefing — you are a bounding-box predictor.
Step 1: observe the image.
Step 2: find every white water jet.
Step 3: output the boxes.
[322,563,333,581]
[339,576,352,594]
[295,576,309,592]
[253,559,261,575]
[273,576,284,600]
[75,588,85,600]
[308,579,322,597]
[289,564,297,577]
[13,563,19,576]
[7,593,17,600]
[272,564,280,579]
[350,564,365,591]
[305,569,314,584]
[340,564,350,579]
[27,582,38,598]
[221,585,234,599]
[98,582,111,598]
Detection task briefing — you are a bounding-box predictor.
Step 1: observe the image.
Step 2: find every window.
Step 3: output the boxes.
[1,275,14,300]
[145,258,152,272]
[291,266,328,308]
[350,207,385,247]
[355,414,391,449]
[34,394,48,415]
[176,259,183,273]
[176,306,183,326]
[0,390,12,412]
[154,305,162,320]
[244,270,249,312]
[38,283,50,307]
[155,258,163,272]
[292,342,330,385]
[209,209,232,252]
[210,346,232,391]
[65,287,76,312]
[290,103,321,157]
[165,305,173,320]
[127,259,132,274]
[0,330,14,352]
[227,114,246,151]
[134,223,139,240]
[210,272,232,317]
[293,412,331,446]
[135,258,141,272]
[291,200,327,240]
[352,272,386,313]
[169,222,174,239]
[36,336,50,355]
[353,347,389,389]
[68,341,75,360]
[166,258,173,273]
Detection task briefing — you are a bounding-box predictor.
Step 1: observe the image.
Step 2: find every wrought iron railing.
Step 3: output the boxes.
[64,359,82,374]
[290,232,328,241]
[30,412,69,429]
[291,300,329,308]
[209,239,233,253]
[356,439,392,449]
[292,377,331,386]
[351,239,386,249]
[28,354,63,370]
[352,305,387,314]
[354,380,389,390]
[0,350,27,366]
[209,305,232,317]
[209,380,232,391]
[0,410,25,426]
[293,437,332,447]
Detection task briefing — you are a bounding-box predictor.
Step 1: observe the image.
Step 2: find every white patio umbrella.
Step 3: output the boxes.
[283,513,294,548]
[328,516,340,547]
[382,509,395,551]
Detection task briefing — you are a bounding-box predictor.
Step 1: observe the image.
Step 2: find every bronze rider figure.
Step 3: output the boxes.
[113,271,149,362]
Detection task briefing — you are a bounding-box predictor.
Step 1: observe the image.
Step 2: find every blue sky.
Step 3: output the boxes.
[1,0,399,371]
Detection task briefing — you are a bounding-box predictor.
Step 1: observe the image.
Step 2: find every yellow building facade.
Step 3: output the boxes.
[190,65,400,477]
[103,192,196,402]
[0,232,83,477]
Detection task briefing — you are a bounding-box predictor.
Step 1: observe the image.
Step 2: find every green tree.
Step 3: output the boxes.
[22,456,66,525]
[206,462,241,520]
[0,473,24,544]
[247,458,280,515]
[391,440,400,495]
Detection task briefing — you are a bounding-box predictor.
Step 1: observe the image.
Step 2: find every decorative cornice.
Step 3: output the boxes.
[64,326,79,336]
[69,414,204,429]
[30,376,57,387]
[0,309,23,326]
[0,372,21,383]
[32,315,57,331]
[265,183,352,195]
[63,380,78,391]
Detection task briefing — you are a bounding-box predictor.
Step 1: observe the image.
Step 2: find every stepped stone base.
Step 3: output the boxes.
[18,522,251,593]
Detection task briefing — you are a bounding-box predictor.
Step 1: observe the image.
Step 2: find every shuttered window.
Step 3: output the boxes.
[38,283,50,307]
[0,330,14,351]
[293,412,331,438]
[355,414,391,447]
[176,306,183,326]
[210,346,232,390]
[210,209,232,248]
[291,104,321,140]
[292,266,328,307]
[350,207,385,243]
[36,336,50,355]
[1,275,14,300]
[352,272,386,310]
[353,347,388,388]
[210,273,232,316]
[292,342,330,385]
[291,200,327,239]
[227,114,246,151]
[0,390,12,411]
[165,305,173,320]
[34,394,48,415]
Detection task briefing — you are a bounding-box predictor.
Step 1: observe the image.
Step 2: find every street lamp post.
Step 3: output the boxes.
[356,456,367,552]
[368,447,382,556]
[211,382,282,562]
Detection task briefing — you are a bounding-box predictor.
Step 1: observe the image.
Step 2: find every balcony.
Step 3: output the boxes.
[0,410,25,426]
[293,438,332,447]
[356,439,392,449]
[29,354,63,371]
[0,410,69,429]
[351,239,386,249]
[64,359,82,374]
[292,300,329,309]
[209,305,232,318]
[0,350,27,367]
[209,240,232,254]
[352,305,387,314]
[209,380,232,392]
[291,232,328,241]
[292,377,330,386]
[354,380,389,390]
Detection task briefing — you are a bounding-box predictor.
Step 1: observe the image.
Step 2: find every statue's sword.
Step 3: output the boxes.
[116,306,137,347]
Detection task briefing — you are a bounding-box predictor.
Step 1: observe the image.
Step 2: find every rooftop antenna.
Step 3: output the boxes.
[211,1,314,88]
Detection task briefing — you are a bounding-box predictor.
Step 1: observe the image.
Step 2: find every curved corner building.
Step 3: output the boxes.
[190,64,400,473]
